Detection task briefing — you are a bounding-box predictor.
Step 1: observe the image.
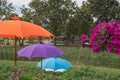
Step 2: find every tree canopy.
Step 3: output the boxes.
[21,0,94,38]
[0,0,14,20]
[87,0,120,23]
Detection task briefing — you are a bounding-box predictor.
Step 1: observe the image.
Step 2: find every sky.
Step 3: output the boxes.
[7,0,86,16]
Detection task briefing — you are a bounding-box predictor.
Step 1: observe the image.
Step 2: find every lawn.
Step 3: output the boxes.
[0,60,120,80]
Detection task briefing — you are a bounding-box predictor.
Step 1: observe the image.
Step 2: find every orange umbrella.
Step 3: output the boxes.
[0,20,54,79]
[0,20,54,38]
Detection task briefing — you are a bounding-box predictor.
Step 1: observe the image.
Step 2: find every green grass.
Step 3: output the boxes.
[0,60,120,77]
[1,60,120,73]
[74,65,120,73]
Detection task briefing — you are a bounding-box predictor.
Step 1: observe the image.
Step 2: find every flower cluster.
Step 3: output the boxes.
[89,20,120,55]
[80,34,87,42]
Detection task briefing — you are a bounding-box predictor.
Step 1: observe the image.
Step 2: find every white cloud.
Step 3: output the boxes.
[118,0,120,3]
[74,0,87,6]
[8,0,31,7]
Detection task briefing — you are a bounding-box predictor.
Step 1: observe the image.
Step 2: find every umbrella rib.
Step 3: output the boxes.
[29,45,38,58]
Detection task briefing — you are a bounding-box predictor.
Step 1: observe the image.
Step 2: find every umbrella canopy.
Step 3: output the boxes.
[36,57,72,71]
[0,20,54,38]
[17,43,64,58]
[0,20,54,79]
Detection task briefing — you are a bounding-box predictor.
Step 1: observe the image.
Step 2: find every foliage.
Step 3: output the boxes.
[86,0,120,22]
[77,2,93,35]
[65,5,93,37]
[0,0,14,20]
[21,0,94,38]
[89,20,120,54]
[21,0,79,37]
[45,0,77,36]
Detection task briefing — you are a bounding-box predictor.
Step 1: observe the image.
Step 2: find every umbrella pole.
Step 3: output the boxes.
[41,57,43,80]
[14,38,17,80]
[52,71,55,80]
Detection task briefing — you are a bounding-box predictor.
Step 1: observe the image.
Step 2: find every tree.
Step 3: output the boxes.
[21,0,79,35]
[87,0,120,23]
[65,1,93,39]
[46,0,79,37]
[21,0,48,25]
[0,0,14,20]
[21,6,32,22]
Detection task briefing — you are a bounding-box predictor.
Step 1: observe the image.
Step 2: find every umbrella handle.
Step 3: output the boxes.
[40,57,43,80]
[52,72,55,80]
[14,38,17,79]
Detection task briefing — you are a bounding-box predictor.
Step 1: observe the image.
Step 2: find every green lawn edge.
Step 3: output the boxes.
[1,60,120,74]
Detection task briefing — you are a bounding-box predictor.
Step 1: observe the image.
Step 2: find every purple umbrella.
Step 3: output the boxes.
[17,43,64,80]
[17,43,64,58]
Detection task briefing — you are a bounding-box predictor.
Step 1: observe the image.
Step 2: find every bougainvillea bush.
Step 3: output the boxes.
[89,20,120,54]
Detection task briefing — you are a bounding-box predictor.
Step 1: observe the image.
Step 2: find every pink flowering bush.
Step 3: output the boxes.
[89,20,120,54]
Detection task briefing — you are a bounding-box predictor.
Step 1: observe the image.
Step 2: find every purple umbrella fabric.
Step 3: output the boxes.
[17,43,64,58]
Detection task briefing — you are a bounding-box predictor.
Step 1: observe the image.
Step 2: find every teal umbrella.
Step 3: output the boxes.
[37,57,72,80]
[37,57,72,71]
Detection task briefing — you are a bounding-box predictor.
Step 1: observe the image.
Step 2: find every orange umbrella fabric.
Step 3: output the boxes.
[11,16,20,20]
[0,20,54,79]
[0,20,54,38]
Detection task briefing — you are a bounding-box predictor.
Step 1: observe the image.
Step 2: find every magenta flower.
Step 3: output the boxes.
[105,24,114,35]
[114,43,120,49]
[80,34,87,42]
[106,44,112,52]
[93,48,100,53]
[115,49,120,55]
[110,36,115,43]
[114,29,120,35]
[99,37,106,43]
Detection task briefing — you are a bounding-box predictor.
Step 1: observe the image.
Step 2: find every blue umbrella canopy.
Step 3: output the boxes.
[37,57,72,72]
